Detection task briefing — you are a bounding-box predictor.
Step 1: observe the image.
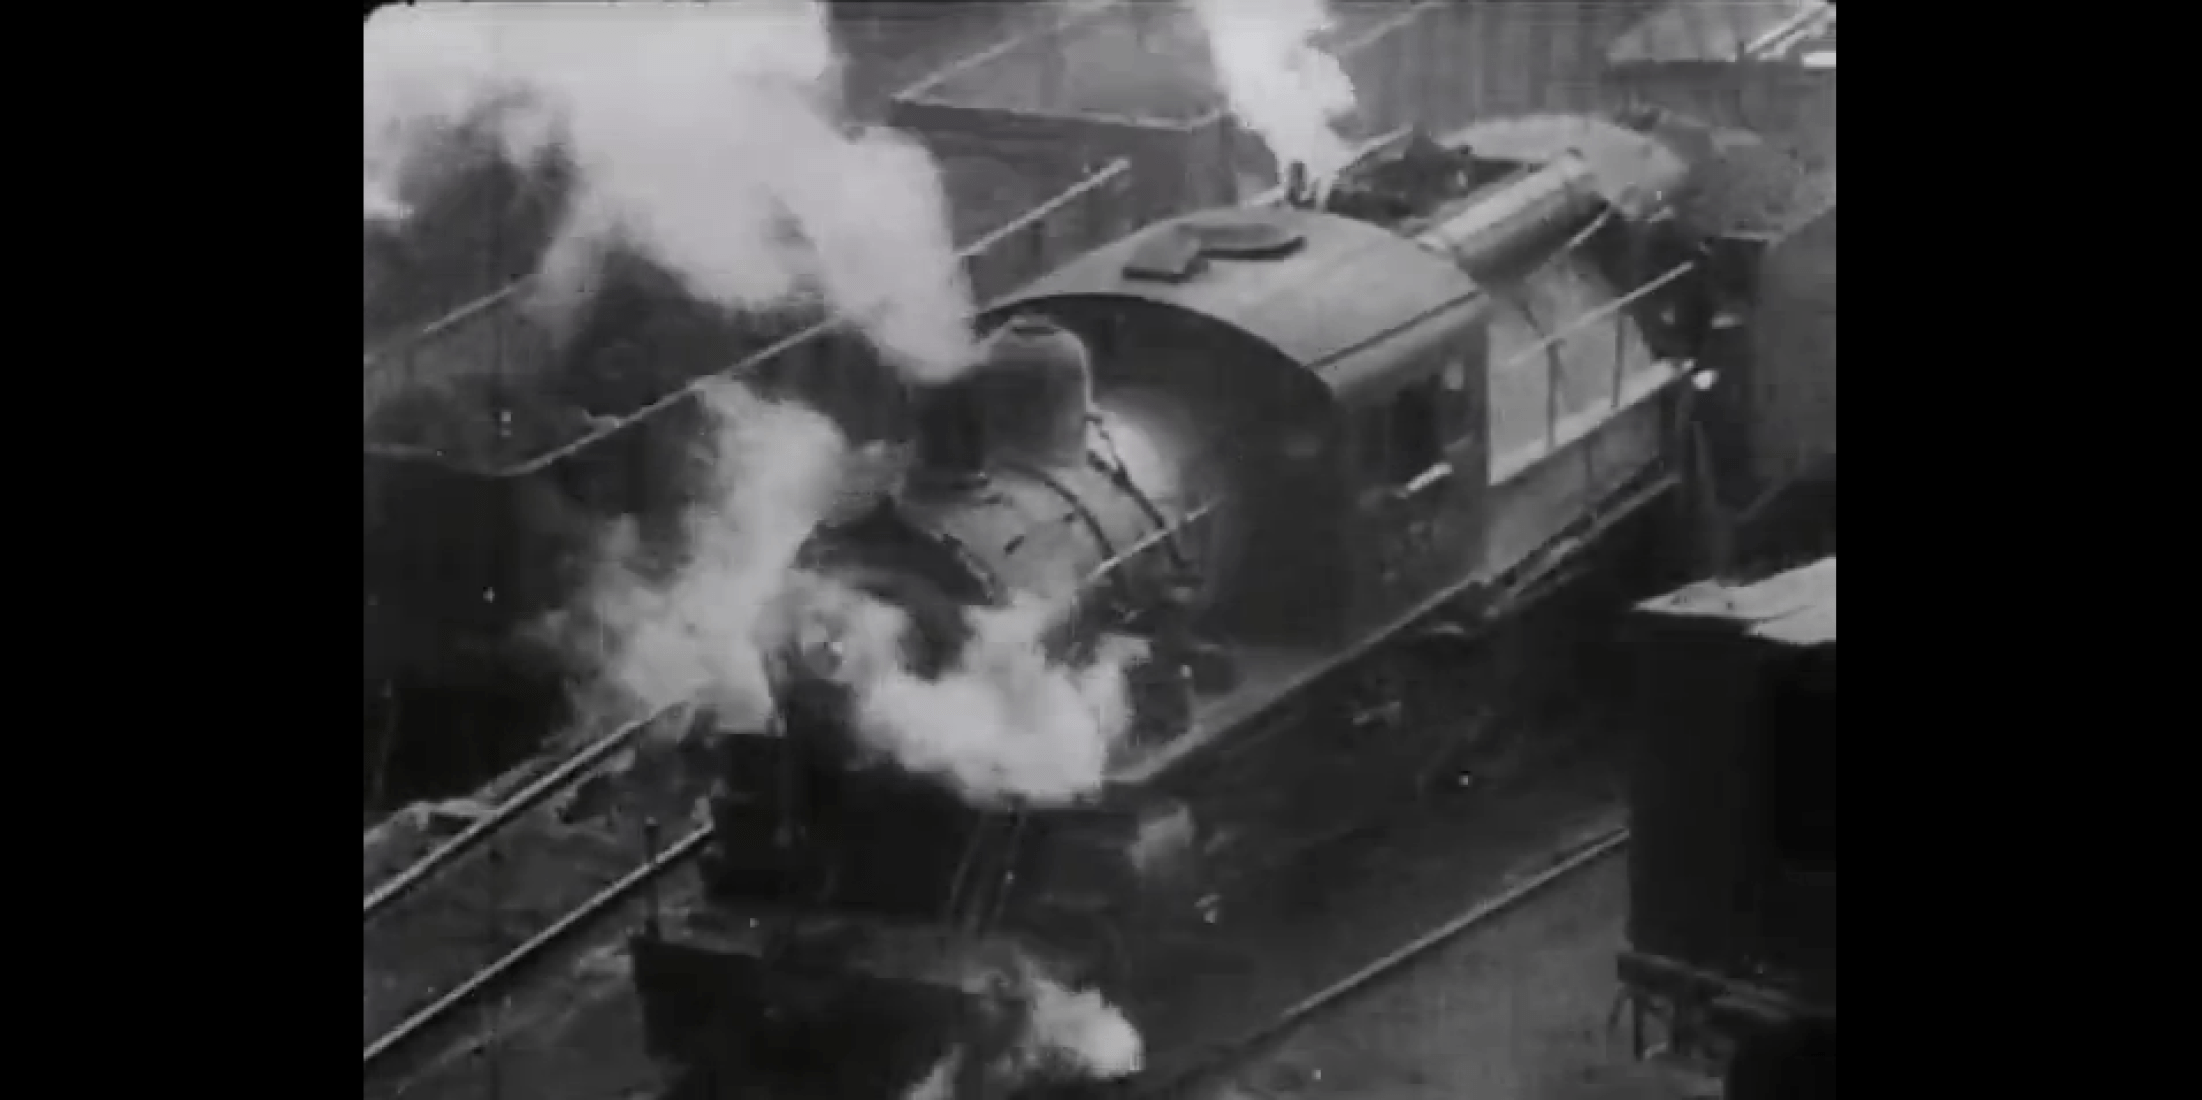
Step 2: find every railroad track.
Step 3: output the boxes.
[1147,822,1632,1100]
[640,817,1630,1100]
[362,706,709,1084]
[372,643,1634,1100]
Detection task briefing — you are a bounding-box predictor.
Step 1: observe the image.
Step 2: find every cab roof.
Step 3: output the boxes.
[984,205,1486,404]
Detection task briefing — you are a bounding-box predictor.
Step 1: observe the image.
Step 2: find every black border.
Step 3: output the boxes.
[101,0,2043,1094]
[54,0,354,1087]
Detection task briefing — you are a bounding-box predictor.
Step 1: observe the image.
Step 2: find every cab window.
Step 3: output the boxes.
[1387,378,1443,482]
[1360,378,1445,486]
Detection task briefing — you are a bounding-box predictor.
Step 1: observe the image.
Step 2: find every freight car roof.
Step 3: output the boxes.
[1606,0,1834,66]
[984,206,1483,402]
[1634,557,1836,647]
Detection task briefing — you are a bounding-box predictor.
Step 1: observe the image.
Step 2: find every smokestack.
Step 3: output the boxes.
[912,383,989,492]
[976,315,1095,468]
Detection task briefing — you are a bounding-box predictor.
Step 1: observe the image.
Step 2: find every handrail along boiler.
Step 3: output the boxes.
[629,117,1747,1095]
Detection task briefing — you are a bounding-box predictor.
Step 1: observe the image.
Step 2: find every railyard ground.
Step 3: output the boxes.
[381,717,1712,1100]
[382,833,1712,1100]
[390,846,1718,1100]
[1212,851,1716,1100]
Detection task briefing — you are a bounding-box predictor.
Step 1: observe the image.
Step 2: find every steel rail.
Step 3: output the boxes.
[641,822,1631,1099]
[363,823,714,1074]
[1141,823,1632,1098]
[363,707,676,922]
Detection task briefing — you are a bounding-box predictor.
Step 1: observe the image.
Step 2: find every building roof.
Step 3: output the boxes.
[1635,557,1837,646]
[1606,0,1835,67]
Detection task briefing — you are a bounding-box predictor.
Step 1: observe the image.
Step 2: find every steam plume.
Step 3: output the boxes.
[436,3,1141,802]
[904,971,1145,1098]
[1184,0,1359,184]
[575,381,1147,806]
[581,382,850,733]
[1023,973,1145,1079]
[361,0,977,380]
[362,178,409,225]
[842,598,1149,807]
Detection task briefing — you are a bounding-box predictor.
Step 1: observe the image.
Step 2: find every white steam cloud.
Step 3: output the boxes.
[905,971,1145,1099]
[580,383,850,733]
[576,381,1149,806]
[1024,974,1146,1079]
[362,0,977,380]
[1184,0,1359,184]
[363,177,410,225]
[835,596,1149,807]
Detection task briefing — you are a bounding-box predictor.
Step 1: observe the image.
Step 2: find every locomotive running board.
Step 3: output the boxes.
[1114,462,1680,787]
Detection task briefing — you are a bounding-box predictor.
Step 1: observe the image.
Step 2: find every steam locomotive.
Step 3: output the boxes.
[628,116,1759,1097]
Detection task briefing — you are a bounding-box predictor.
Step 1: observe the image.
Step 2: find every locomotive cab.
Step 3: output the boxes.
[1336,306,1494,639]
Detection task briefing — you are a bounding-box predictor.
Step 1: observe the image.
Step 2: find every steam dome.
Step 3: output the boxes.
[979,314,1094,466]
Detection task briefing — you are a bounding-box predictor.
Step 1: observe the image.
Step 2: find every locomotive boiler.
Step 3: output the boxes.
[630,115,1740,1098]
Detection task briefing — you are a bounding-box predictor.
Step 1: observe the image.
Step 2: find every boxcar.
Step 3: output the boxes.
[1616,557,1836,1100]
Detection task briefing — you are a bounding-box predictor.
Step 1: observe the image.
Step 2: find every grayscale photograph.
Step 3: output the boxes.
[363,2,1835,1098]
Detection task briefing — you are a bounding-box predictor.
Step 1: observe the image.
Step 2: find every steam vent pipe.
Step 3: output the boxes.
[1416,149,1681,277]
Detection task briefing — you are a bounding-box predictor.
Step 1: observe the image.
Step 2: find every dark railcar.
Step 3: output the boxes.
[1617,558,1837,1100]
